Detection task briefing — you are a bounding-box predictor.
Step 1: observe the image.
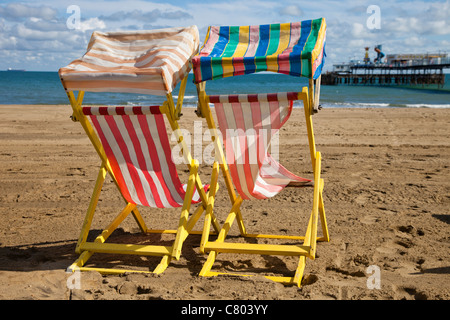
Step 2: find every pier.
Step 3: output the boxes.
[322,51,450,88]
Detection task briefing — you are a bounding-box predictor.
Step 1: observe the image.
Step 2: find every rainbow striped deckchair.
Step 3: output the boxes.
[194,19,329,286]
[192,18,326,83]
[60,26,221,275]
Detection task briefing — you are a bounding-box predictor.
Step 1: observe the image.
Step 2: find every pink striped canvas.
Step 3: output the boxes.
[210,92,312,200]
[82,105,205,208]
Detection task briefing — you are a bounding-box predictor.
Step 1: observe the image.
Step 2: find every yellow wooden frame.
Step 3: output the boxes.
[65,76,220,275]
[195,81,329,287]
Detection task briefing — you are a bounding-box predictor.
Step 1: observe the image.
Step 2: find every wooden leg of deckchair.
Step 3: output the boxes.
[68,250,93,272]
[199,251,218,277]
[69,203,136,272]
[172,160,198,260]
[216,197,243,242]
[171,162,220,248]
[302,205,315,260]
[302,88,330,244]
[208,162,221,233]
[306,151,322,260]
[199,197,243,277]
[130,206,148,233]
[200,161,220,253]
[169,183,219,255]
[153,255,172,274]
[75,165,107,254]
[185,206,205,234]
[93,203,136,244]
[200,214,212,255]
[318,180,330,242]
[293,256,307,287]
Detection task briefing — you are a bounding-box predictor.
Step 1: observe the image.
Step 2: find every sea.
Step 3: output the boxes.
[0,71,449,108]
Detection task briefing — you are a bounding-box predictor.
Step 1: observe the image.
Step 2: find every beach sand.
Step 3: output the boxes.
[0,104,449,300]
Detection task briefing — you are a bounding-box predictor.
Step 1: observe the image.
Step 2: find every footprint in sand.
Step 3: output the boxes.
[360,215,380,225]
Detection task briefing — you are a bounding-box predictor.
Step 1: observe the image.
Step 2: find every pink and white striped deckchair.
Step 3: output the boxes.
[198,90,329,286]
[210,92,313,200]
[66,104,217,275]
[62,26,221,275]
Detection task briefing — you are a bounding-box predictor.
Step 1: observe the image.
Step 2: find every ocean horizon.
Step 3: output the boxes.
[0,71,449,108]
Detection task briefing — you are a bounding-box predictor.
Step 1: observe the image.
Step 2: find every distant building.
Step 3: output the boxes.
[325,51,449,88]
[386,53,448,67]
[332,64,351,74]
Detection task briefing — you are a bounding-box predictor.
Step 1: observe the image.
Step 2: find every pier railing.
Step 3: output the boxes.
[323,59,449,88]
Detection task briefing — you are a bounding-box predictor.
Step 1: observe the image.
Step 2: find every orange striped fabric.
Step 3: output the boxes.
[59,26,200,96]
[211,92,312,200]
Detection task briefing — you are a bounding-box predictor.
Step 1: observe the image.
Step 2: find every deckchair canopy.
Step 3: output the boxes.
[59,26,200,96]
[192,18,326,83]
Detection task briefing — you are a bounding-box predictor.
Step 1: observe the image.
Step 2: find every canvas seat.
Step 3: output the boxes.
[193,19,329,286]
[211,92,314,200]
[59,26,220,274]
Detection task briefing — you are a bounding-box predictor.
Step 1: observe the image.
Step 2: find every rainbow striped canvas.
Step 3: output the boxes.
[192,18,326,83]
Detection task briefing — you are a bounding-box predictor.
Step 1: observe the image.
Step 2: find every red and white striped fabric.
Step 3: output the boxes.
[82,105,204,208]
[59,26,199,96]
[210,92,311,200]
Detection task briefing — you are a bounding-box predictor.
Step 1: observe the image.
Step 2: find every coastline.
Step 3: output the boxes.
[0,105,449,300]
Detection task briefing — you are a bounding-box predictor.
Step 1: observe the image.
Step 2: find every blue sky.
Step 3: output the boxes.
[1,0,449,71]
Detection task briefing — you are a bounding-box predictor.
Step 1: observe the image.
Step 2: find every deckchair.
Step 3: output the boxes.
[192,19,329,286]
[59,26,220,274]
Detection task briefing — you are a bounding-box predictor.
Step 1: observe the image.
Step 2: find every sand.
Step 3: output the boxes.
[0,104,449,301]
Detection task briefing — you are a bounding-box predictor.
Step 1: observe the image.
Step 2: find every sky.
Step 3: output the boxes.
[0,0,449,72]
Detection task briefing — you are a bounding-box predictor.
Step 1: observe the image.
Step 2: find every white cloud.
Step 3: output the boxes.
[385,16,448,35]
[280,5,303,17]
[79,17,106,33]
[0,3,57,21]
[99,9,192,22]
[186,0,283,29]
[0,34,17,50]
[24,17,67,32]
[425,0,450,20]
[13,23,61,41]
[352,22,365,37]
